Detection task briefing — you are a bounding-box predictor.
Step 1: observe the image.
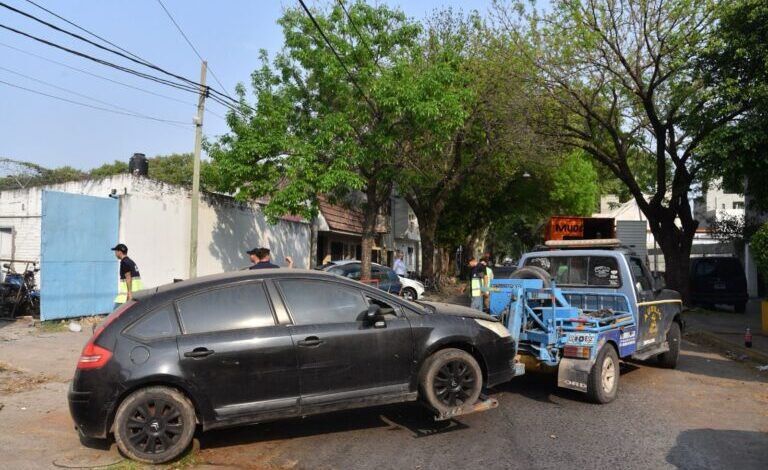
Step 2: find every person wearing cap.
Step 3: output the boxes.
[111,244,142,305]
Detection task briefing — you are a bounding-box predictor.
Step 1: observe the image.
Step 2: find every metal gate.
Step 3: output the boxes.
[40,191,118,320]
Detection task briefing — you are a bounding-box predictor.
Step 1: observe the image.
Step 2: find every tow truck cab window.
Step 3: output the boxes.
[525,256,621,287]
[628,257,653,292]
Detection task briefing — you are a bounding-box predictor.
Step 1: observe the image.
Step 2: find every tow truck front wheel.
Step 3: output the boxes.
[586,345,619,404]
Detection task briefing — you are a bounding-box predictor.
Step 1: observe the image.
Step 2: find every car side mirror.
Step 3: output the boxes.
[2,263,9,269]
[366,304,382,321]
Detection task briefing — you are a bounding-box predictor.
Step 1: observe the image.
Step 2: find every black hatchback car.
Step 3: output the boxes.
[69,269,514,463]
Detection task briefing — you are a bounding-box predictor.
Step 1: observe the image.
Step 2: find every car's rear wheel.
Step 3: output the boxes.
[402,287,417,300]
[586,345,619,404]
[113,386,196,464]
[420,348,482,414]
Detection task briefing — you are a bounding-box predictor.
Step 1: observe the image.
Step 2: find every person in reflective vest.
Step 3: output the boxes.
[482,255,494,311]
[111,243,142,306]
[465,257,487,311]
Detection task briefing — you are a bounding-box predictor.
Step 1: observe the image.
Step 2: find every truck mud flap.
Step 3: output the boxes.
[434,394,499,421]
[557,358,591,393]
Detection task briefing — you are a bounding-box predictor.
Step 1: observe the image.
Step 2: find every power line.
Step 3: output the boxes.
[336,0,382,73]
[0,22,200,95]
[0,65,191,127]
[22,0,151,65]
[0,41,227,120]
[0,78,195,126]
[297,0,377,114]
[154,0,229,94]
[12,0,242,113]
[0,2,237,103]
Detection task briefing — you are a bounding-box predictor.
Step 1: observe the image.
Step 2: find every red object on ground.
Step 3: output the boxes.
[745,328,753,348]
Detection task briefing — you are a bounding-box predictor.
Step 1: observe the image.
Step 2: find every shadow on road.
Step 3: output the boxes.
[491,362,642,405]
[674,340,768,384]
[667,429,768,470]
[196,402,468,450]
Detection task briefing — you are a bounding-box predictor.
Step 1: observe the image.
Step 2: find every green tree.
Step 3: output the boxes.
[89,160,129,178]
[697,0,768,210]
[549,151,598,216]
[207,2,423,279]
[397,10,549,279]
[751,223,768,282]
[500,0,746,301]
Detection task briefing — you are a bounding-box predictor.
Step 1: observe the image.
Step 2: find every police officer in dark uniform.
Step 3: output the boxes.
[111,243,142,305]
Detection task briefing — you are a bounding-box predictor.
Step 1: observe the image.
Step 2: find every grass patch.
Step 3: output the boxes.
[101,443,198,470]
[37,320,71,333]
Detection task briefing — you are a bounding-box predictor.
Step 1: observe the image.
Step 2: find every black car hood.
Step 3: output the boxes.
[421,301,499,322]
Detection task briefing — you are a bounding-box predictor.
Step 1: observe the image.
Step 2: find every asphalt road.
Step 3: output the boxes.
[1,321,766,470]
[193,340,768,470]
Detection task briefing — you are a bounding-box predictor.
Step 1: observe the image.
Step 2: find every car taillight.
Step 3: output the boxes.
[77,343,113,369]
[76,301,134,370]
[564,345,591,359]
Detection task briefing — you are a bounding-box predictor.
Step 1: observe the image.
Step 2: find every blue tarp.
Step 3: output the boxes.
[40,191,118,320]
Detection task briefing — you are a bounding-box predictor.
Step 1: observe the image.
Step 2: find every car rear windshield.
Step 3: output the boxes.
[524,255,621,287]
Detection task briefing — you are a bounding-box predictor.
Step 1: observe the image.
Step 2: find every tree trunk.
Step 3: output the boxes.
[419,218,438,281]
[645,207,696,304]
[361,203,378,282]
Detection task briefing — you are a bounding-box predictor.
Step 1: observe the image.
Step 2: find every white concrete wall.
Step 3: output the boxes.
[0,174,311,291]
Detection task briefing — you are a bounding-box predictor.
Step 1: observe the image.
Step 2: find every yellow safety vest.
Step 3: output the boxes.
[115,277,143,304]
[470,277,481,297]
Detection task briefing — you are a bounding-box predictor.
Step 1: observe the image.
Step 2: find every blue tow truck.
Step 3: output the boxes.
[489,239,683,403]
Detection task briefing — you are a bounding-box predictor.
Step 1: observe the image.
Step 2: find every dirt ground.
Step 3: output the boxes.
[0,315,766,470]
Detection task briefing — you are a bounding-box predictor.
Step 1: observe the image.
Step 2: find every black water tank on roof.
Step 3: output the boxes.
[129,153,148,176]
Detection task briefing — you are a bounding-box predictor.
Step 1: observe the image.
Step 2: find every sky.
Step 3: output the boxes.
[0,0,500,171]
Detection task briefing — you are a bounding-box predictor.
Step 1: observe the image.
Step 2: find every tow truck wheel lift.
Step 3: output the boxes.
[489,278,639,404]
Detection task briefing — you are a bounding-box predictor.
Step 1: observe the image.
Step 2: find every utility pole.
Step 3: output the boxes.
[189,60,207,278]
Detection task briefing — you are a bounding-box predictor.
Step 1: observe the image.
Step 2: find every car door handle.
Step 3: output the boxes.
[297,336,323,347]
[184,347,214,358]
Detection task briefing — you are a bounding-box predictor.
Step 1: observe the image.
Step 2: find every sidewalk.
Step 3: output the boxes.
[682,299,768,364]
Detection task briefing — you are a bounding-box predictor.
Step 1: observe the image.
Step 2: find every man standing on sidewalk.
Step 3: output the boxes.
[393,251,408,277]
[111,243,142,306]
[248,247,280,269]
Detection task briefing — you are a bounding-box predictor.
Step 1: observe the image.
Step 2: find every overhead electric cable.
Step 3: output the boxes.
[0,41,188,104]
[297,0,377,114]
[22,0,151,64]
[154,0,229,94]
[0,78,194,126]
[336,0,382,73]
[0,23,201,93]
[0,1,245,106]
[0,65,192,127]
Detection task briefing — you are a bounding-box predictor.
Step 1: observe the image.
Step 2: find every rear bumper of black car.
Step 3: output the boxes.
[68,384,109,439]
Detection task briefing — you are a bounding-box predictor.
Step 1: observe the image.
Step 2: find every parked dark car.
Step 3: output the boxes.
[689,257,749,312]
[69,269,514,464]
[322,260,403,294]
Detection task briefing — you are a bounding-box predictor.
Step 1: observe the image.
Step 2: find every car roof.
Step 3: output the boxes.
[144,269,341,300]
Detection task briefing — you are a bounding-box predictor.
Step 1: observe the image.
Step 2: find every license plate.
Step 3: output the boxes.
[714,283,726,290]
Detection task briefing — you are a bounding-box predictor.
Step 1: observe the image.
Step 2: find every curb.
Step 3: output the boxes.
[685,329,768,364]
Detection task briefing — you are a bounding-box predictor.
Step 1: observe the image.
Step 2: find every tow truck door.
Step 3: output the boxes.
[628,257,663,350]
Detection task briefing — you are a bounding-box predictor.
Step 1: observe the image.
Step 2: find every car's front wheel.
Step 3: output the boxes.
[402,287,418,300]
[113,386,196,464]
[419,348,482,415]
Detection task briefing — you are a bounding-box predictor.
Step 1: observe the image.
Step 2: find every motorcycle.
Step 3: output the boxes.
[0,262,40,318]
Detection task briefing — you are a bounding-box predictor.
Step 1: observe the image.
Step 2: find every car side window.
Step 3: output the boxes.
[279,279,369,325]
[365,294,398,316]
[125,304,180,340]
[176,282,275,334]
